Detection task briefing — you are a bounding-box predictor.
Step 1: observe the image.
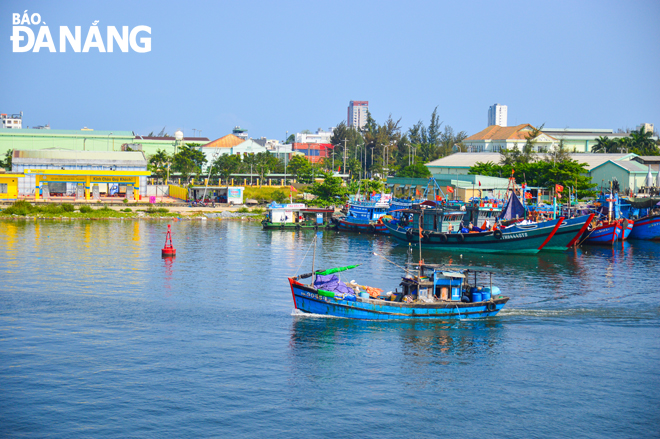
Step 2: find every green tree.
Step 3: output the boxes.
[287,155,313,183]
[285,134,295,144]
[628,126,659,155]
[1,149,12,170]
[148,149,171,183]
[254,152,280,183]
[591,136,617,153]
[397,163,432,178]
[309,173,347,206]
[172,144,207,182]
[213,154,243,182]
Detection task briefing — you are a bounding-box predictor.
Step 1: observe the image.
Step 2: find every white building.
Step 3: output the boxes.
[347,101,369,129]
[294,128,334,144]
[1,112,23,129]
[232,126,248,140]
[636,123,655,134]
[488,104,507,127]
[462,124,557,153]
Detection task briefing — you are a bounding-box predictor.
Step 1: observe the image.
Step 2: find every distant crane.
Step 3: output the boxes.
[157,126,167,137]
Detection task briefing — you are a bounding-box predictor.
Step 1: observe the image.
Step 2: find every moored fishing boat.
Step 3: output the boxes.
[289,263,509,320]
[581,220,623,244]
[262,202,335,230]
[336,197,390,234]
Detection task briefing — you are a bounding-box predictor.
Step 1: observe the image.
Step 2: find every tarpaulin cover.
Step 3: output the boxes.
[498,193,525,220]
[626,197,660,209]
[314,274,354,296]
[316,265,360,275]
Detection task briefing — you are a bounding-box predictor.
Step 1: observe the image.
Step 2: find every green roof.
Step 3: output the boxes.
[0,128,134,138]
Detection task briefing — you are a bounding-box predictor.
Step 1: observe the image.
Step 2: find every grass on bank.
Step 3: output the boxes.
[0,200,181,218]
[243,186,309,204]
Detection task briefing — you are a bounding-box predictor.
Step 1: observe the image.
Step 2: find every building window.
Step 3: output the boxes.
[0,183,7,194]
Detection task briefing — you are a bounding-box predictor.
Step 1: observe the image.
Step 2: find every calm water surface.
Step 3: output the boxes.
[0,219,658,438]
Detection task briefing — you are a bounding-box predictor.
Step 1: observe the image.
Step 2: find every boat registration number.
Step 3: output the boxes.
[299,290,329,302]
[503,232,528,239]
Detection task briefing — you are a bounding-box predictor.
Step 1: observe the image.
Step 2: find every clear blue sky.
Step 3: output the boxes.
[2,0,659,141]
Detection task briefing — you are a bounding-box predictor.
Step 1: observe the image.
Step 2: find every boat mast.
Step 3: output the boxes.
[311,235,317,284]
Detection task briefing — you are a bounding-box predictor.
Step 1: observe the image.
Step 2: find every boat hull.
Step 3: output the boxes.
[629,215,660,240]
[290,280,508,320]
[542,214,594,251]
[382,218,563,254]
[582,221,623,245]
[262,221,334,230]
[337,218,388,234]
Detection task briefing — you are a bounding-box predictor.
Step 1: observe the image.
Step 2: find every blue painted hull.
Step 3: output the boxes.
[290,280,508,320]
[337,218,389,234]
[622,220,633,240]
[582,222,622,245]
[629,215,660,240]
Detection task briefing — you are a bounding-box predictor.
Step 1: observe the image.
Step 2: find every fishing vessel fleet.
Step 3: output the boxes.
[275,175,659,320]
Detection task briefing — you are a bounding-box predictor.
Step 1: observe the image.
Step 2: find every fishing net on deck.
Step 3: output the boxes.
[314,275,354,296]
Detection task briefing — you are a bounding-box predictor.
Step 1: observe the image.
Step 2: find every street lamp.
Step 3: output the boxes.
[83,138,87,151]
[106,132,113,151]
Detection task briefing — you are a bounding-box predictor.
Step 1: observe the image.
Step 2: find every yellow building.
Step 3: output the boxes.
[31,170,151,201]
[0,173,21,200]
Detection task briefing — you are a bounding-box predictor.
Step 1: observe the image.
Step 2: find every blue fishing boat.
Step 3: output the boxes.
[622,196,660,240]
[289,263,509,320]
[336,197,390,234]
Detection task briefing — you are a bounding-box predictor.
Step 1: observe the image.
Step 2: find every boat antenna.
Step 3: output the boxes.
[418,209,423,264]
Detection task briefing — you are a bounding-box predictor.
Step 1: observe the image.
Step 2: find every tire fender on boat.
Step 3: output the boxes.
[438,233,448,243]
[422,231,431,243]
[486,302,496,312]
[456,233,465,242]
[493,230,503,239]
[406,229,414,241]
[368,224,376,233]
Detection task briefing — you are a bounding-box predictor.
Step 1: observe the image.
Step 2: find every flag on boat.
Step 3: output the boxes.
[555,184,564,193]
[290,185,298,192]
[435,195,442,202]
[315,265,360,275]
[446,186,454,193]
[525,192,533,199]
[478,181,481,187]
[419,211,424,238]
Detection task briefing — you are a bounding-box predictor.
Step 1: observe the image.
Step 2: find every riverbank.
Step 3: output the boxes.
[0,200,265,220]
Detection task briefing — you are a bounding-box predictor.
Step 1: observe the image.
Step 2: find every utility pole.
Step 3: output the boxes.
[343,138,348,172]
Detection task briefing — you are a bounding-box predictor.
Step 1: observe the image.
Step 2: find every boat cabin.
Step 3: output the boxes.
[396,265,500,303]
[264,202,334,227]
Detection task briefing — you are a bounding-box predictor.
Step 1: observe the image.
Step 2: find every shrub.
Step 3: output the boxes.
[237,207,250,213]
[271,189,287,204]
[122,208,132,212]
[96,205,113,212]
[79,205,93,213]
[123,198,129,204]
[3,200,34,216]
[62,204,74,212]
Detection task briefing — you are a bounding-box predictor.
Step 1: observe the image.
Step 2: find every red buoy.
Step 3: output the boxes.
[162,224,176,257]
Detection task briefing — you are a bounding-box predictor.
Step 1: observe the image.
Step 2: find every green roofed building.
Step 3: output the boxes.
[0,128,209,158]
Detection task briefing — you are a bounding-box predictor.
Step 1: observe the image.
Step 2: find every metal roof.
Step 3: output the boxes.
[0,128,134,137]
[12,149,147,166]
[425,152,639,171]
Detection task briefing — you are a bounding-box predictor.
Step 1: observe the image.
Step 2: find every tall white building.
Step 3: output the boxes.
[488,104,507,127]
[1,112,23,129]
[347,101,369,129]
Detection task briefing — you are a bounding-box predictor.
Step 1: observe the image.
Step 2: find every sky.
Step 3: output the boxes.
[2,0,659,142]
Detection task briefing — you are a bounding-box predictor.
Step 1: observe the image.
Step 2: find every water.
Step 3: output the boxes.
[1,219,658,438]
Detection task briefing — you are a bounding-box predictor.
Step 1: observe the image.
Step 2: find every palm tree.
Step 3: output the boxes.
[628,126,658,155]
[592,136,615,153]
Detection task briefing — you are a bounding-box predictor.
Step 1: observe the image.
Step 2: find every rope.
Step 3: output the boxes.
[293,235,316,276]
[372,252,415,274]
